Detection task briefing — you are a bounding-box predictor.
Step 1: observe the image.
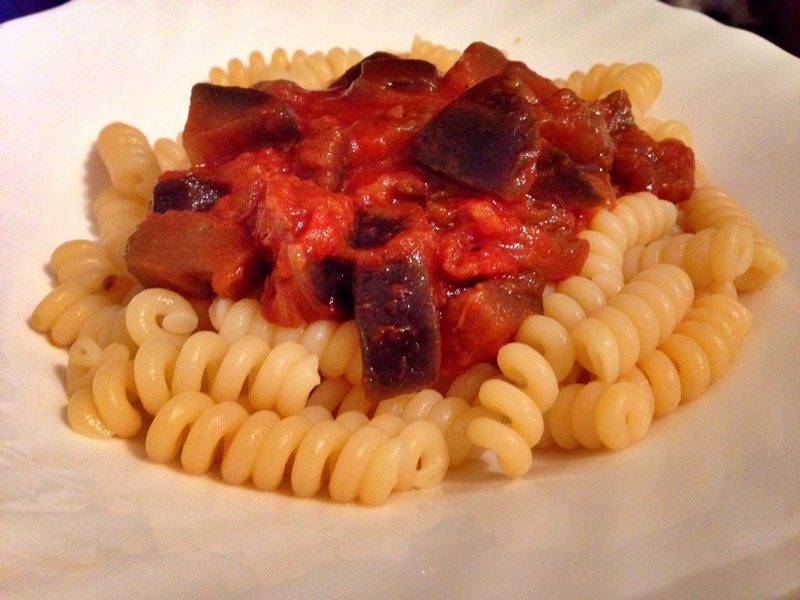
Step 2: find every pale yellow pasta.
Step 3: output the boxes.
[133,337,179,414]
[543,275,608,331]
[209,47,364,90]
[633,280,750,409]
[588,192,679,255]
[66,388,115,439]
[681,186,787,291]
[375,389,492,467]
[153,134,191,173]
[306,377,354,414]
[444,361,500,403]
[637,350,682,418]
[66,337,130,396]
[124,287,199,347]
[209,298,363,385]
[658,333,710,404]
[244,340,320,415]
[181,400,251,475]
[139,328,320,417]
[514,314,576,383]
[469,379,543,478]
[92,186,148,269]
[594,381,654,451]
[570,263,694,381]
[96,122,161,200]
[408,35,463,73]
[208,297,273,342]
[546,383,583,450]
[146,400,448,505]
[31,240,137,347]
[622,223,755,290]
[69,357,141,438]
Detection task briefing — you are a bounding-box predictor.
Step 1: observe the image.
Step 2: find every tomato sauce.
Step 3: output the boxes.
[125,42,695,398]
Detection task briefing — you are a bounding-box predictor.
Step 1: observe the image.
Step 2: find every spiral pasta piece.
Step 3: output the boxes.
[135,329,321,417]
[547,369,654,451]
[640,116,693,146]
[570,263,694,382]
[153,134,190,172]
[31,240,138,347]
[622,223,755,291]
[92,186,148,269]
[591,192,679,254]
[681,186,787,292]
[408,35,463,73]
[96,122,161,200]
[375,389,493,469]
[66,354,142,439]
[636,293,752,413]
[124,287,199,347]
[208,298,363,385]
[209,46,364,89]
[448,340,566,478]
[145,397,448,505]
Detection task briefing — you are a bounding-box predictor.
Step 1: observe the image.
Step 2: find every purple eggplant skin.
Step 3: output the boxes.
[353,255,441,400]
[411,73,540,199]
[151,176,228,213]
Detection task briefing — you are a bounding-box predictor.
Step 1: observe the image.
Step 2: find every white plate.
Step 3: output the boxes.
[2,1,799,598]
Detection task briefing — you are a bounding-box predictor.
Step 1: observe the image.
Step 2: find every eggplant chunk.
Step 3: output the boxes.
[439,276,544,373]
[412,74,540,199]
[183,83,300,166]
[354,256,440,399]
[527,144,604,209]
[350,208,408,249]
[152,176,228,213]
[126,210,266,299]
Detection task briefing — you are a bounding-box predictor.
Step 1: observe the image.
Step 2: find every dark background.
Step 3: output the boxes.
[1,0,798,59]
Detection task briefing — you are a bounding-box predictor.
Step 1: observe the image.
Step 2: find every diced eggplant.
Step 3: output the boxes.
[349,56,440,93]
[412,74,540,199]
[152,175,228,213]
[440,42,509,95]
[439,276,544,373]
[312,256,355,315]
[327,52,398,91]
[329,52,439,95]
[536,88,614,170]
[354,256,440,399]
[183,83,300,167]
[125,210,267,298]
[349,208,408,249]
[527,143,604,209]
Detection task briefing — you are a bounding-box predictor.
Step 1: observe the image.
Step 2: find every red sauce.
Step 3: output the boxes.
[127,42,695,395]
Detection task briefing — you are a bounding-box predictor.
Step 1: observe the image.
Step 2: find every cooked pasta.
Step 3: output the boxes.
[209,297,363,385]
[96,121,161,200]
[28,39,787,505]
[570,264,694,382]
[622,223,755,292]
[209,47,364,90]
[145,396,448,505]
[680,186,788,291]
[67,354,141,439]
[30,240,137,347]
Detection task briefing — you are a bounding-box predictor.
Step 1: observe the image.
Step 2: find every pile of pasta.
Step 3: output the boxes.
[30,38,787,505]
